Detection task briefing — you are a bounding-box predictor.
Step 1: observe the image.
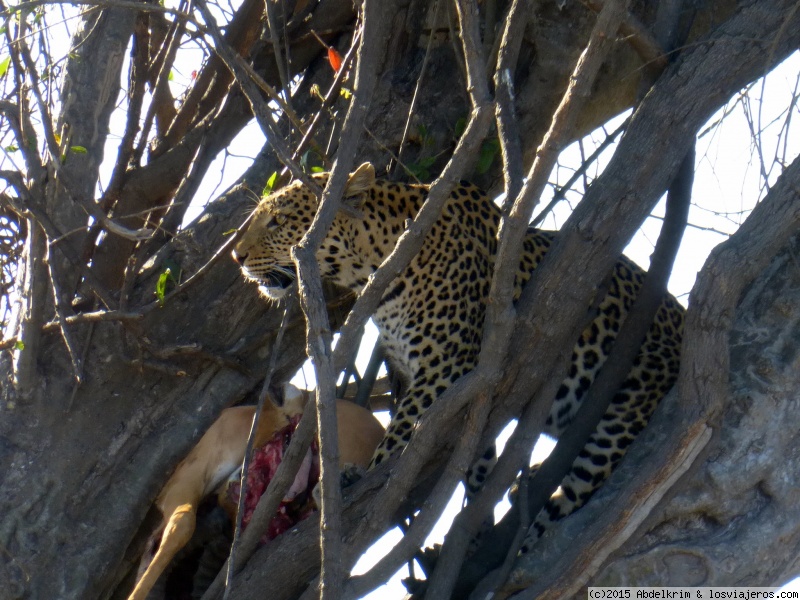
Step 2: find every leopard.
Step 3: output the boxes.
[232,162,684,550]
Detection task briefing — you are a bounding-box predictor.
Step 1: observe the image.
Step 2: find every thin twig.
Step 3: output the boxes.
[131,0,190,166]
[0,12,45,182]
[288,2,386,596]
[341,389,492,600]
[45,240,83,385]
[156,0,263,156]
[0,174,116,307]
[531,117,629,227]
[229,51,306,133]
[458,144,694,596]
[424,1,633,595]
[200,384,320,600]
[467,463,531,600]
[2,0,196,20]
[137,208,254,315]
[13,30,155,244]
[66,320,95,410]
[287,28,361,176]
[102,8,154,201]
[391,0,440,177]
[494,0,527,204]
[193,0,319,191]
[263,0,290,105]
[223,304,293,600]
[12,10,61,168]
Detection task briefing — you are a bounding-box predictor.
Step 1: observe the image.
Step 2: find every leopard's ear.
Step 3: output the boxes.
[341,163,375,215]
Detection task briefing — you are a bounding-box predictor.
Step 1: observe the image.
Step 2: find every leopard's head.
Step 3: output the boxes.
[232,163,375,299]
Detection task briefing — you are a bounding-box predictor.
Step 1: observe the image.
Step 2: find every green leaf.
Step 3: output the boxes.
[454,117,467,139]
[476,137,500,175]
[222,228,237,236]
[0,56,10,78]
[263,171,278,195]
[155,268,174,304]
[409,156,436,181]
[4,144,18,152]
[168,70,175,82]
[14,340,24,351]
[300,150,324,174]
[70,145,87,154]
[311,166,324,173]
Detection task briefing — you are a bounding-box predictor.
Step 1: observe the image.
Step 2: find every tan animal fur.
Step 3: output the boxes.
[128,386,384,600]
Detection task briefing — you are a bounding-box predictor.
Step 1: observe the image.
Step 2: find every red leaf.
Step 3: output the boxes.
[328,48,342,72]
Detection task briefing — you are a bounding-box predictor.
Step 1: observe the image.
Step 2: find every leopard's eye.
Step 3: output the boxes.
[268,213,287,229]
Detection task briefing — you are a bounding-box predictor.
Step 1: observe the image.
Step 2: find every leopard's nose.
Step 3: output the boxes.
[232,249,247,265]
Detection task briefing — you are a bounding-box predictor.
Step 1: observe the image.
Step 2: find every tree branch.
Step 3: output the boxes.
[222,305,293,600]
[200,391,319,600]
[459,143,694,596]
[415,2,633,595]
[511,146,800,600]
[494,0,527,203]
[494,0,800,478]
[341,381,492,600]
[289,2,388,595]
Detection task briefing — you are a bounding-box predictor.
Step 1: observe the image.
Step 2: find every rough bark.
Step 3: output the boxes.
[0,0,797,599]
[502,153,800,596]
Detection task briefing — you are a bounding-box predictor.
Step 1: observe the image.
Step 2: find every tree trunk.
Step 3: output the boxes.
[501,152,800,598]
[1,0,798,598]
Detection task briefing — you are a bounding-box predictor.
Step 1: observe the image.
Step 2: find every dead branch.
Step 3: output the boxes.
[417,3,633,594]
[458,143,694,596]
[581,0,668,71]
[341,389,492,600]
[495,0,800,461]
[223,305,293,600]
[510,144,800,600]
[494,0,527,202]
[289,2,388,594]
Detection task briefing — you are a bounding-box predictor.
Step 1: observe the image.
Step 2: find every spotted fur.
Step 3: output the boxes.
[233,163,684,548]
